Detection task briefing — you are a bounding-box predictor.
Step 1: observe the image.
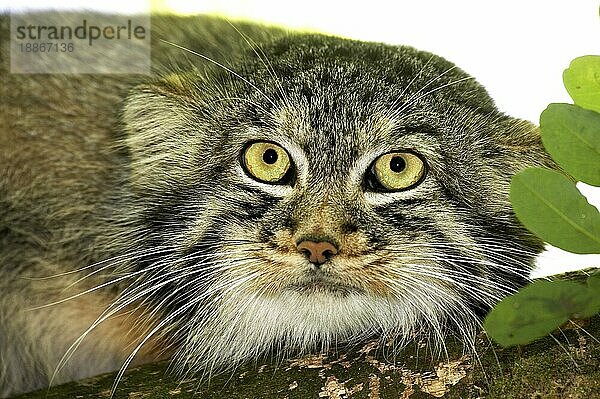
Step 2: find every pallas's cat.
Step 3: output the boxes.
[0,15,553,397]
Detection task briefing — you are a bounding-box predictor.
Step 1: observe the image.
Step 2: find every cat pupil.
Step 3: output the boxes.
[390,156,406,173]
[263,149,278,164]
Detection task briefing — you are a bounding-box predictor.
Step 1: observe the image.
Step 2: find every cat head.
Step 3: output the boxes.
[121,32,553,371]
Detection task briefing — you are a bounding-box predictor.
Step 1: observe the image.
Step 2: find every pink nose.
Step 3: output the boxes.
[297,240,338,264]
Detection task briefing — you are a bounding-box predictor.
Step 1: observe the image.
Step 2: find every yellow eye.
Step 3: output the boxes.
[242,141,291,183]
[371,152,426,191]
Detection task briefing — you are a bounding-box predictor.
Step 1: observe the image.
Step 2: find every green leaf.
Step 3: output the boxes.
[589,275,600,315]
[540,103,600,186]
[484,280,600,347]
[510,168,600,253]
[588,273,600,293]
[563,55,600,113]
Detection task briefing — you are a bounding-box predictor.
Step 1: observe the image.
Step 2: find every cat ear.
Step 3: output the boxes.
[121,74,203,191]
[492,118,557,172]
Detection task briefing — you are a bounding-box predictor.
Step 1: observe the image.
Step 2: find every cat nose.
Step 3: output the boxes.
[296,240,338,265]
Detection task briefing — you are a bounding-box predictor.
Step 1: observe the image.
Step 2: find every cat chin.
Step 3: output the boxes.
[174,288,479,377]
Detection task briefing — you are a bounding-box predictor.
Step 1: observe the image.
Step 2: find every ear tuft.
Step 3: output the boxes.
[493,118,557,172]
[121,79,202,192]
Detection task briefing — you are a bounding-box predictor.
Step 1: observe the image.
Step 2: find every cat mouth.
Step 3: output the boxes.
[285,274,363,296]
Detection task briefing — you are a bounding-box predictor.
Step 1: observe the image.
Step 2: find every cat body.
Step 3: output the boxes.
[0,14,552,397]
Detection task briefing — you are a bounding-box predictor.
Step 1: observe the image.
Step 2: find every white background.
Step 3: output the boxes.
[3,0,600,276]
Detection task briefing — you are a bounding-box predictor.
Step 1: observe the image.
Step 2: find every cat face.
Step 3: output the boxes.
[122,34,551,371]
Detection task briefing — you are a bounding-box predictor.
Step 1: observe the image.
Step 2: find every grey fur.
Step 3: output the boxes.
[0,14,554,397]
